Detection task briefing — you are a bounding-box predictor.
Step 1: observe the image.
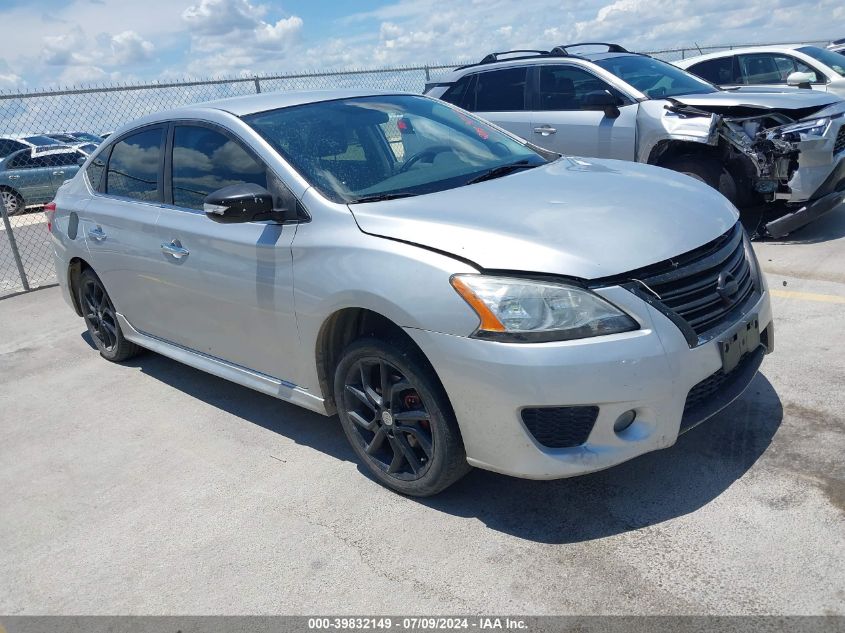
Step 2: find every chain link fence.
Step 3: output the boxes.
[0,39,834,297]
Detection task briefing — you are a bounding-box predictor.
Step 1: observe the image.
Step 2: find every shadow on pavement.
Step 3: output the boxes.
[98,335,782,545]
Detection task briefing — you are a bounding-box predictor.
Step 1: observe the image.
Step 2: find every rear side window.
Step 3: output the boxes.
[171,126,267,211]
[106,128,163,202]
[688,57,741,85]
[472,67,528,111]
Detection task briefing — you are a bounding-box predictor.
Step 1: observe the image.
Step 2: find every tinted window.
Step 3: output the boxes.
[171,126,267,210]
[0,140,22,157]
[689,57,741,84]
[87,155,106,191]
[537,65,619,110]
[593,55,716,98]
[7,153,37,169]
[106,128,163,201]
[440,74,476,109]
[472,67,528,111]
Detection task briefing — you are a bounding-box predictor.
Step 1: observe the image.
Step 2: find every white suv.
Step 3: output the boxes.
[425,43,845,238]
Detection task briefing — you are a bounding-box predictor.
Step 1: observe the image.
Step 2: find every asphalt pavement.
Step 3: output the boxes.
[0,208,843,615]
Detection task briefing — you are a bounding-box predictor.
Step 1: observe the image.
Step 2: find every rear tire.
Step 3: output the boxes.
[662,156,738,205]
[1,189,24,216]
[78,268,141,362]
[333,337,471,496]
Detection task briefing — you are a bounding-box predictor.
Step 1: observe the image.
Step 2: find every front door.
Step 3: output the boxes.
[149,123,299,380]
[528,64,638,160]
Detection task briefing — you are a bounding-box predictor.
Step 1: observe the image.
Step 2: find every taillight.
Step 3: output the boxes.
[44,201,56,232]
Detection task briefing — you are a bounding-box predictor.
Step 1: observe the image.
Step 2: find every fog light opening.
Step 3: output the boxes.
[613,410,636,434]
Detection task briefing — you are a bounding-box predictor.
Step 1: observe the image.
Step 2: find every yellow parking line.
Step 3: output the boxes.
[770,289,845,304]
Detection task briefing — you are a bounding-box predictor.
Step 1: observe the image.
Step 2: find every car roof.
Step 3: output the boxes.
[677,45,812,66]
[443,51,637,78]
[172,89,405,118]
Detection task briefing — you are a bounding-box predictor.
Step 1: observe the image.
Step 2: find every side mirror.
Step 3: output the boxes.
[787,71,815,89]
[583,90,621,118]
[203,183,298,224]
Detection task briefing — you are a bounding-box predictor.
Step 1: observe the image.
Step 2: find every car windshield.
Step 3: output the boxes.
[797,46,845,77]
[244,95,548,204]
[23,135,62,146]
[593,55,718,98]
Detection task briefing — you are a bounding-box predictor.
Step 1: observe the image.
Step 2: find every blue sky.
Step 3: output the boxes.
[0,0,842,91]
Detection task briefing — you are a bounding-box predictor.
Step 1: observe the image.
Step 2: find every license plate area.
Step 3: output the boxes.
[719,315,760,373]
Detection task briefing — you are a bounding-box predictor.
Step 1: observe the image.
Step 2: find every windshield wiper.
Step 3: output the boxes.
[350,192,419,204]
[465,160,537,185]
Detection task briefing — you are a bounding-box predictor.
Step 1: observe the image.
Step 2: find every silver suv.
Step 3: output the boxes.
[49,90,773,495]
[425,43,845,238]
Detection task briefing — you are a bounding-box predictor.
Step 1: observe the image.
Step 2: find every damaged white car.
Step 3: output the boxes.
[425,43,845,237]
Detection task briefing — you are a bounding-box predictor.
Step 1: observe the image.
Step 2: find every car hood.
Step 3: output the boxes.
[348,157,739,280]
[669,89,841,114]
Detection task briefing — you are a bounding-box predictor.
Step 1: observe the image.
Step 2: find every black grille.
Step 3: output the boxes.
[636,224,755,337]
[835,127,845,155]
[521,406,598,448]
[680,349,761,432]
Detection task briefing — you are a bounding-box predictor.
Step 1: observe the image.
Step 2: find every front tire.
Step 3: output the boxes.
[78,268,141,362]
[333,337,470,496]
[662,155,738,205]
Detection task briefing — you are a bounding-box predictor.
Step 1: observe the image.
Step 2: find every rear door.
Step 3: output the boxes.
[447,67,535,142]
[80,126,167,334]
[527,63,638,160]
[150,122,299,379]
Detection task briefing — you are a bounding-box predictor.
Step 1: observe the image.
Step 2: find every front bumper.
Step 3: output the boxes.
[405,285,773,480]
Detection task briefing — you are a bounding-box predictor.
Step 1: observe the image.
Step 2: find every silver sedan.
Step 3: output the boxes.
[47,90,773,495]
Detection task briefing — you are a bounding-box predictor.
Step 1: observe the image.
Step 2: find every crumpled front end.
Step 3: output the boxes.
[656,98,845,236]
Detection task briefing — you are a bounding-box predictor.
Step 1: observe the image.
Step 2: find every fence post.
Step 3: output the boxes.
[0,203,30,292]
[424,66,430,82]
[681,49,685,60]
[254,77,261,93]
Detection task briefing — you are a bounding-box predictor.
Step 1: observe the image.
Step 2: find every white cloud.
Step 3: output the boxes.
[181,0,303,75]
[110,31,155,65]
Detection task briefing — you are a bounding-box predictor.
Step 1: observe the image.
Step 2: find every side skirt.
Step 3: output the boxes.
[116,313,328,416]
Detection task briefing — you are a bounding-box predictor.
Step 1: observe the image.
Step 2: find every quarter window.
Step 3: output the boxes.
[537,65,620,110]
[171,126,267,211]
[86,155,106,191]
[106,128,163,202]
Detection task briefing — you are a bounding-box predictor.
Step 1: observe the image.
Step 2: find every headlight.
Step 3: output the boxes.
[450,274,638,343]
[777,117,829,138]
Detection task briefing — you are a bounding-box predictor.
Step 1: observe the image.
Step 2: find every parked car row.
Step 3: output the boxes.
[0,131,104,216]
[425,43,845,238]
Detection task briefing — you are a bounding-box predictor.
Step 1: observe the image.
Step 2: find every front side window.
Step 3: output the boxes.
[171,126,267,210]
[593,55,717,98]
[106,128,163,202]
[738,53,818,84]
[7,152,36,170]
[689,56,741,85]
[245,95,547,204]
[537,65,620,110]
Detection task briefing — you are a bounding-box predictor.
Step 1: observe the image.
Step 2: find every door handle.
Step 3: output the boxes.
[533,125,557,136]
[8,175,20,179]
[161,240,189,259]
[52,171,65,176]
[87,226,107,242]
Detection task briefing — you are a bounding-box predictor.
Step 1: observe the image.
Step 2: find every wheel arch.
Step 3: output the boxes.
[67,256,93,317]
[314,307,444,416]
